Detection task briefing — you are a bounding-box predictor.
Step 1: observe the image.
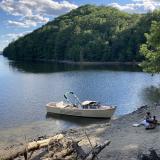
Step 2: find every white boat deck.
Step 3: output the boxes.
[47,101,114,110]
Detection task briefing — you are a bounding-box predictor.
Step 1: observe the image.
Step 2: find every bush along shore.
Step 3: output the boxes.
[1,104,160,160]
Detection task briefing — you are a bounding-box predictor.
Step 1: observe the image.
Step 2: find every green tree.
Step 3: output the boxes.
[3,5,160,63]
[140,21,160,73]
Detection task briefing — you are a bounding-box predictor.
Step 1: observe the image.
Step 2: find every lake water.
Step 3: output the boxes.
[0,55,160,135]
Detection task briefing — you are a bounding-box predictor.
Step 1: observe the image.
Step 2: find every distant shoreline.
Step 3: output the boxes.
[4,56,140,66]
[54,60,140,66]
[34,58,140,66]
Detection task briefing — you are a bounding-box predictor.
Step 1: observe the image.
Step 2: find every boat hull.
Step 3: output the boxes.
[46,103,116,118]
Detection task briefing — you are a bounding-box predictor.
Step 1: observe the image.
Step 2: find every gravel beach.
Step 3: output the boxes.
[1,105,160,159]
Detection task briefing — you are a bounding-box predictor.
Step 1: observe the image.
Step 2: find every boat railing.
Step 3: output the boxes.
[64,92,82,108]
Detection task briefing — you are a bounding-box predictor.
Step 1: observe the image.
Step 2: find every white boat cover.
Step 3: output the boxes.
[56,101,67,108]
[81,100,97,106]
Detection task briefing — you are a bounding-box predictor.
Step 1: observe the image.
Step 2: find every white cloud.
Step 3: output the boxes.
[0,0,78,28]
[1,31,32,40]
[8,19,37,28]
[1,0,33,16]
[110,0,160,13]
[110,3,137,11]
[8,20,31,28]
[0,31,32,50]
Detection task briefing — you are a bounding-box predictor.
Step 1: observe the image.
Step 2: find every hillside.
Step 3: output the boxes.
[3,5,160,62]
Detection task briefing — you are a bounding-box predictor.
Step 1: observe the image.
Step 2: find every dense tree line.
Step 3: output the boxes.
[140,21,160,73]
[3,5,160,63]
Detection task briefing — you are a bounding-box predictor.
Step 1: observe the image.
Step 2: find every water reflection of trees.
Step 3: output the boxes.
[142,85,160,105]
[8,60,141,73]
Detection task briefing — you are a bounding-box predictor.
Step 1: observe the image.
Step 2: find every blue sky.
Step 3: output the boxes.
[0,0,160,51]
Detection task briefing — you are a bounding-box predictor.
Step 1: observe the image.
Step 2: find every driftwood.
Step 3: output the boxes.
[28,134,64,150]
[2,133,111,160]
[3,134,64,160]
[71,139,111,160]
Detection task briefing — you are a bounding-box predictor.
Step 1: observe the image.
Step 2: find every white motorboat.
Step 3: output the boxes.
[46,92,116,118]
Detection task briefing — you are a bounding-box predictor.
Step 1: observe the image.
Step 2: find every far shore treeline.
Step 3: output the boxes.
[3,5,160,64]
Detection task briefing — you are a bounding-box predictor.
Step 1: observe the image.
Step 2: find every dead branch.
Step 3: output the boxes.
[85,140,111,160]
[2,133,111,160]
[3,134,64,160]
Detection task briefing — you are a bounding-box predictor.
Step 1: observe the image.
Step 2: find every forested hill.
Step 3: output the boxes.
[3,5,160,62]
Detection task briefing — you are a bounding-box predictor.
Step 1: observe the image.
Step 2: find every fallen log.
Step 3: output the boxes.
[52,148,74,159]
[27,134,64,150]
[47,139,75,159]
[2,133,111,160]
[3,134,64,160]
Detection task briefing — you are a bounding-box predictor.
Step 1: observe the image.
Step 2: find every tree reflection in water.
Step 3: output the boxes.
[142,85,160,105]
[8,60,141,73]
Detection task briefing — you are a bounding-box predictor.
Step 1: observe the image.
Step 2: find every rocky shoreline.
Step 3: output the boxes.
[1,104,160,159]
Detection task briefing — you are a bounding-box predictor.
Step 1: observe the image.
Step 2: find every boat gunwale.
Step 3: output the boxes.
[46,103,116,111]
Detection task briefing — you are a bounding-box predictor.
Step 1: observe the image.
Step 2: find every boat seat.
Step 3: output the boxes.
[56,101,68,108]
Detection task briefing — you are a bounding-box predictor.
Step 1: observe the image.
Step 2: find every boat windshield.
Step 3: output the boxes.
[64,92,81,107]
[82,101,100,109]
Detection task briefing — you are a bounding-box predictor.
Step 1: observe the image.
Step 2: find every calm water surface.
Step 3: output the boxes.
[0,55,160,132]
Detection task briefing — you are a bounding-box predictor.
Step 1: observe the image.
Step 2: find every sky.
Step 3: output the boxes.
[0,0,160,51]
